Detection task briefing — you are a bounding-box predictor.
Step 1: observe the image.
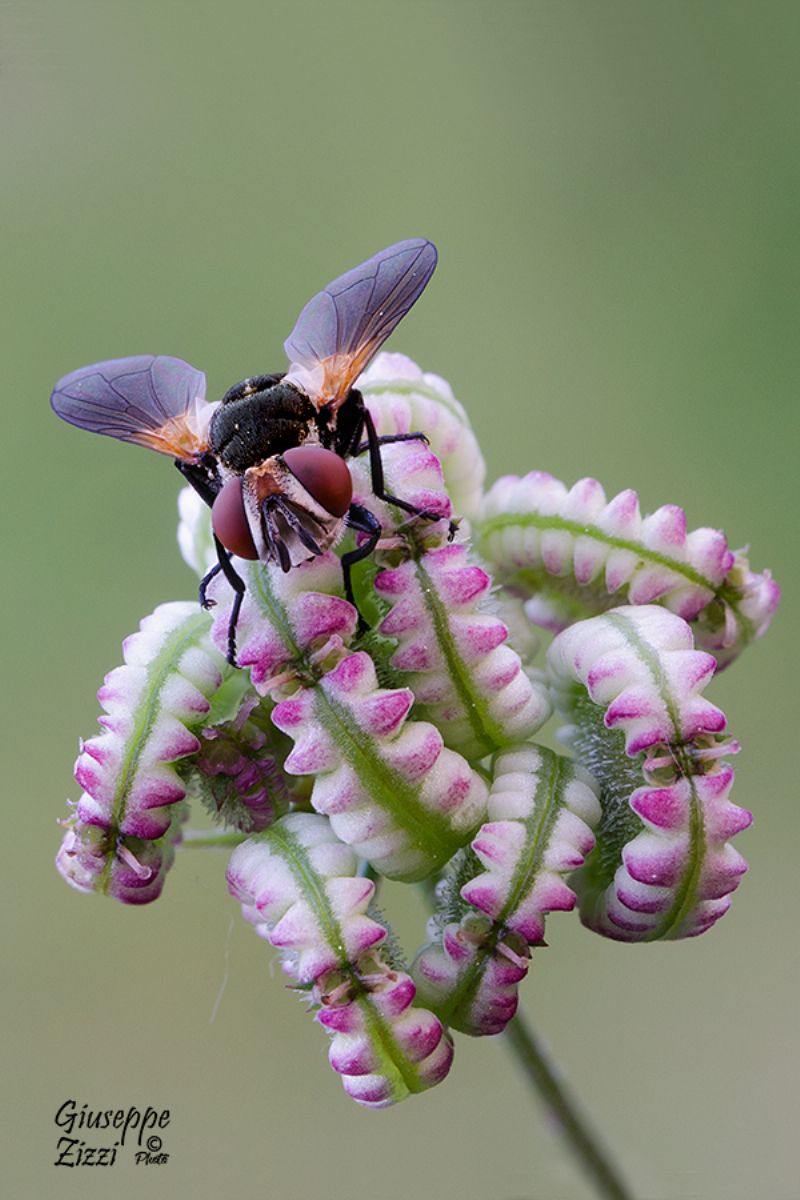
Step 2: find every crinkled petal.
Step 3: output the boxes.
[207,555,358,696]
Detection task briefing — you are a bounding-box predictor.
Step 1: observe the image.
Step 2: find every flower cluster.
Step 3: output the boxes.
[54,351,778,1104]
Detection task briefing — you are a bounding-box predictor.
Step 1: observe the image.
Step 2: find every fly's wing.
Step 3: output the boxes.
[50,355,212,460]
[283,238,437,410]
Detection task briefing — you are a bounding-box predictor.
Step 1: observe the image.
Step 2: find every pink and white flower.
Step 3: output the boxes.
[228,813,453,1106]
[478,471,779,666]
[375,544,551,760]
[271,651,488,881]
[547,606,751,940]
[414,746,600,1034]
[57,602,231,902]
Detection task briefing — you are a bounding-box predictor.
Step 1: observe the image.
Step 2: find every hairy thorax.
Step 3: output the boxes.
[209,383,317,473]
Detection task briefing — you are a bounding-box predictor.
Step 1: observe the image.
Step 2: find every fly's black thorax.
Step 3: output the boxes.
[329,388,366,459]
[209,376,317,473]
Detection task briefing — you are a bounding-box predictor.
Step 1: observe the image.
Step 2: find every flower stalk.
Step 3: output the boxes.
[505,1011,634,1200]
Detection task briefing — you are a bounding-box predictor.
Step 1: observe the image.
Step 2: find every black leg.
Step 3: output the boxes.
[208,535,247,666]
[175,460,247,665]
[343,503,382,634]
[355,431,430,454]
[199,561,223,608]
[361,409,456,533]
[174,455,222,507]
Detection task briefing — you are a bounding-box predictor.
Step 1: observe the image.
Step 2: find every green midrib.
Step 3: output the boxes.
[108,610,211,831]
[478,510,753,643]
[569,693,643,890]
[267,823,427,1097]
[249,564,302,661]
[413,554,505,758]
[313,686,461,873]
[445,752,567,1027]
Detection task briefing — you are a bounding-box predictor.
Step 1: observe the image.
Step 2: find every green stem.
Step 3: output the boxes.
[417,877,632,1197]
[505,1012,634,1200]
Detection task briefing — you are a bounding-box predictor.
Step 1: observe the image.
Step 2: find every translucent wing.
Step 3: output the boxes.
[50,355,212,460]
[283,238,437,409]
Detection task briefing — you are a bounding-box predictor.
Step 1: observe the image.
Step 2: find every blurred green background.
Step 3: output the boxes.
[3,2,797,1197]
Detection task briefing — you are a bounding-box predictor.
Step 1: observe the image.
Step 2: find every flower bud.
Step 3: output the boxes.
[228,813,453,1106]
[414,746,600,1034]
[547,606,751,939]
[477,472,779,666]
[271,651,488,880]
[184,693,300,832]
[56,602,230,902]
[375,544,551,760]
[358,352,486,518]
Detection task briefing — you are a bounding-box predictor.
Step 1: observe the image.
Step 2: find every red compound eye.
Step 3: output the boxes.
[283,446,353,518]
[211,477,259,559]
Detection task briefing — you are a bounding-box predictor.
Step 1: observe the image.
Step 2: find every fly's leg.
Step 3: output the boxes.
[342,503,382,635]
[199,561,223,608]
[355,431,430,453]
[361,409,457,538]
[174,458,246,663]
[215,537,246,666]
[198,536,246,666]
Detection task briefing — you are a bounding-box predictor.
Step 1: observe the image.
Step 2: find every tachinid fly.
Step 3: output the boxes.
[51,239,443,663]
